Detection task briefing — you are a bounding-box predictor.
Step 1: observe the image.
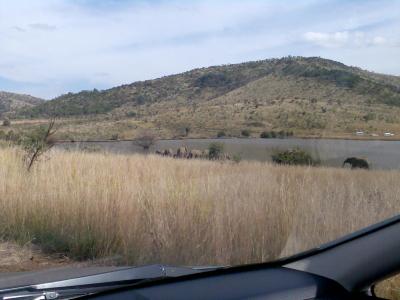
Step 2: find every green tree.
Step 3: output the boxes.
[22,119,57,171]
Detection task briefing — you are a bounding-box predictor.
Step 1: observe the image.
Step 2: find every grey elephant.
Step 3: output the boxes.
[176,146,188,158]
[189,149,203,159]
[202,149,210,158]
[163,149,173,156]
[343,157,369,169]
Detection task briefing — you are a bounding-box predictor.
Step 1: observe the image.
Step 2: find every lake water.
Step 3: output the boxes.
[56,138,400,170]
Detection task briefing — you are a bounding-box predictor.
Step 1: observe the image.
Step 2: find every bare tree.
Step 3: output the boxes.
[133,130,156,151]
[23,119,57,171]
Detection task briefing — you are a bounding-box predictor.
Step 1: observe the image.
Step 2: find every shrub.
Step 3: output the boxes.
[277,130,286,138]
[260,131,272,138]
[241,129,251,137]
[208,142,224,160]
[111,134,119,140]
[2,119,10,127]
[217,131,226,138]
[125,111,137,118]
[272,148,319,166]
[5,130,21,142]
[133,130,156,151]
[22,120,57,171]
[184,127,190,137]
[194,72,231,88]
[232,153,242,163]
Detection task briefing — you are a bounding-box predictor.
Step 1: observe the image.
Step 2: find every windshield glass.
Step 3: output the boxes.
[0,0,399,291]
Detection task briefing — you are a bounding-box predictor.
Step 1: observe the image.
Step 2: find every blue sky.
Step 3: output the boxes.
[0,0,399,99]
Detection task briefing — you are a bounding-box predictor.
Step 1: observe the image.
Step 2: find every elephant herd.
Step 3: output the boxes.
[155,146,231,160]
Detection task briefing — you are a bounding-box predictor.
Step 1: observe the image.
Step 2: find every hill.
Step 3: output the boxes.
[10,57,400,139]
[0,91,43,117]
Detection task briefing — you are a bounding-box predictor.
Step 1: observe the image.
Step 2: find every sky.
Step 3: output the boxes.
[0,0,399,99]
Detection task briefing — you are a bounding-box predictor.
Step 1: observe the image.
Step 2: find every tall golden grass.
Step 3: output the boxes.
[0,147,399,285]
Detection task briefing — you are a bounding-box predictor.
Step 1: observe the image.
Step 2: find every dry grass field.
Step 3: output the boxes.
[0,147,399,297]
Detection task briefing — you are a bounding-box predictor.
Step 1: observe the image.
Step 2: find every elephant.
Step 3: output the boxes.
[189,149,203,159]
[202,149,210,158]
[343,157,369,169]
[163,149,173,157]
[176,146,188,158]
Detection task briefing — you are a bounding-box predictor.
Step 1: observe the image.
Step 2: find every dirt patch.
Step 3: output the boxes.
[0,242,72,273]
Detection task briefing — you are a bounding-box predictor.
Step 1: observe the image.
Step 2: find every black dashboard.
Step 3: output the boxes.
[87,267,359,300]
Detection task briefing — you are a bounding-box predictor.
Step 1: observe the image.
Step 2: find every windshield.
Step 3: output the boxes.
[0,0,399,296]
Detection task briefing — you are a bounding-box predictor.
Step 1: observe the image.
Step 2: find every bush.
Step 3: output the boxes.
[5,130,21,142]
[232,153,242,163]
[194,72,232,88]
[208,142,224,160]
[260,131,272,138]
[271,148,319,166]
[277,130,286,138]
[125,111,137,118]
[22,120,57,171]
[111,134,119,140]
[241,129,251,137]
[217,131,226,138]
[2,119,10,127]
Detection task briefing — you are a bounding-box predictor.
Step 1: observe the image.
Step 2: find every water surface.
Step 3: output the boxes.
[56,138,400,170]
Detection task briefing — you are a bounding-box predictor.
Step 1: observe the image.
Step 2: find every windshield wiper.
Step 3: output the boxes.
[0,264,223,300]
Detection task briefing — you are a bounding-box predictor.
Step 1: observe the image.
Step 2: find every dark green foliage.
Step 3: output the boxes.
[363,112,376,122]
[217,131,226,138]
[232,153,242,163]
[272,148,319,166]
[125,111,137,118]
[241,129,251,137]
[194,72,232,88]
[208,142,224,160]
[278,130,286,138]
[261,130,293,139]
[184,126,190,136]
[260,131,272,138]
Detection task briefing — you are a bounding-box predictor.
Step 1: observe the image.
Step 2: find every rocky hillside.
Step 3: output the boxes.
[0,91,43,116]
[10,56,400,139]
[15,56,400,118]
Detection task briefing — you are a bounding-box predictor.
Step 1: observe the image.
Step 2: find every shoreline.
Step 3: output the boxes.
[55,135,400,144]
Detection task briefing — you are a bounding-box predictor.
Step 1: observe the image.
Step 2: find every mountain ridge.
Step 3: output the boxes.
[14,56,400,119]
[4,56,400,140]
[0,91,44,117]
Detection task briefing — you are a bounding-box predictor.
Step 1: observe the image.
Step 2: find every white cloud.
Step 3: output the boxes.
[304,31,390,48]
[304,31,349,47]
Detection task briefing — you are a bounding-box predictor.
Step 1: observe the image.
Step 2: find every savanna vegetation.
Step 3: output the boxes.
[0,145,398,296]
[0,147,397,263]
